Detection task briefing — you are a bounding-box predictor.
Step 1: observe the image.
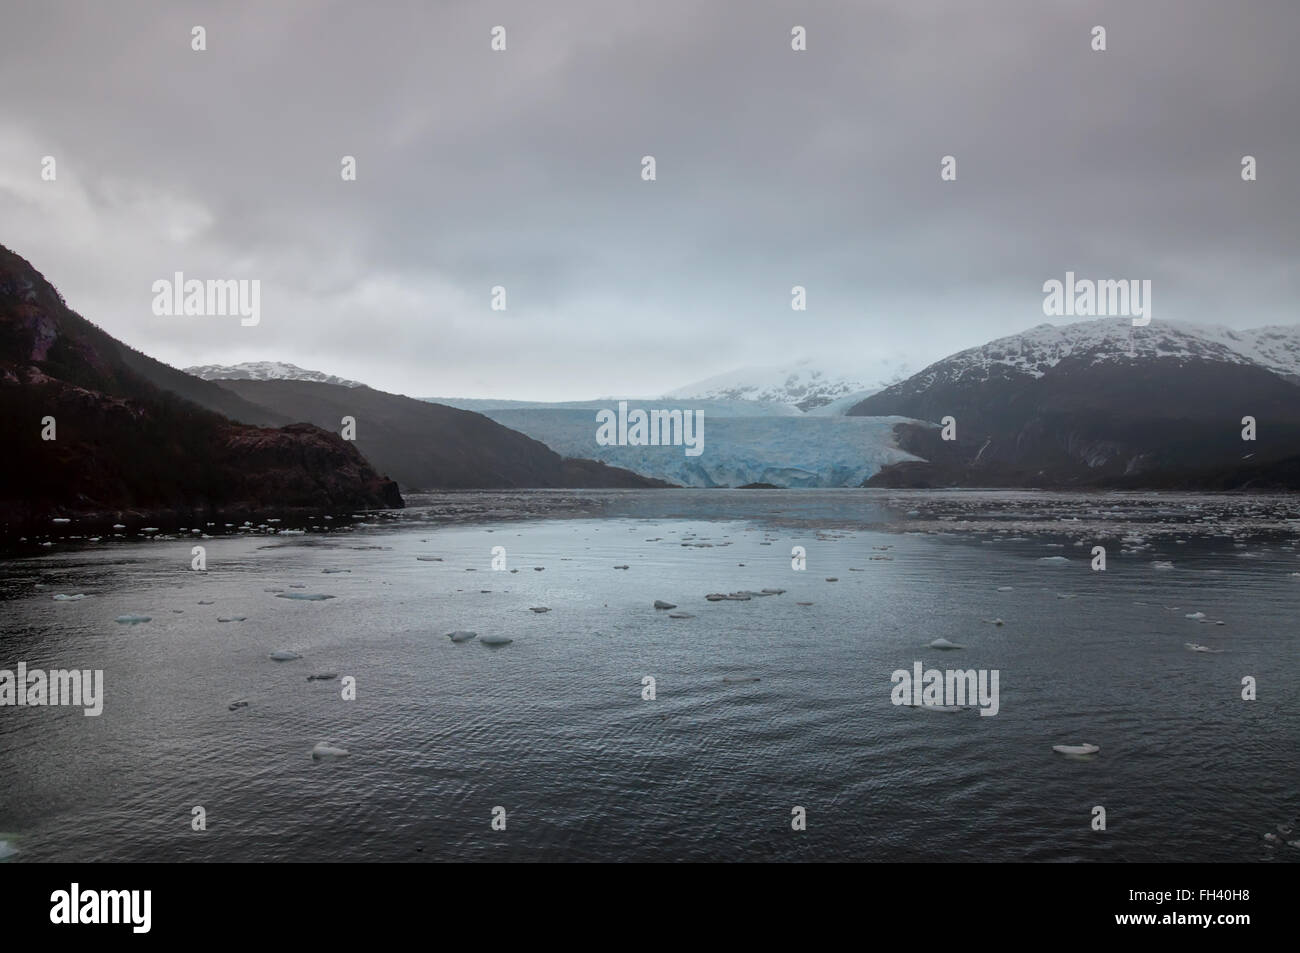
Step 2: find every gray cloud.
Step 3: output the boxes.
[2,0,1296,399]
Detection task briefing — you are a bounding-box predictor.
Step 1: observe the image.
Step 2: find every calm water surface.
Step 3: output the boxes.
[1,490,1297,862]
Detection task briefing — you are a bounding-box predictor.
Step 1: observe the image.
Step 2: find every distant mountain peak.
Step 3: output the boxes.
[665,356,912,412]
[185,361,363,388]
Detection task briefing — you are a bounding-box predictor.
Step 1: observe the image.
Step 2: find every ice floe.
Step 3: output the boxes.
[311,742,349,761]
[1052,743,1099,756]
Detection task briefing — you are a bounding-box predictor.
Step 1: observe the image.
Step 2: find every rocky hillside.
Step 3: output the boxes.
[0,245,402,531]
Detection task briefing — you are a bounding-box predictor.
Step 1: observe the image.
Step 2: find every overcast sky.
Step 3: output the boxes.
[2,0,1297,400]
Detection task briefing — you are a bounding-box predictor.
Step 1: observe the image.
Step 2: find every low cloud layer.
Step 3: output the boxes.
[2,0,1296,399]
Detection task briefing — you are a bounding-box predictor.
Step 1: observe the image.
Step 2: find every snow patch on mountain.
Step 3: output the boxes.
[895,318,1292,392]
[664,357,911,412]
[185,362,363,388]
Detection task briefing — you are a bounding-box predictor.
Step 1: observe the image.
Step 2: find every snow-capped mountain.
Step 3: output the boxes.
[1195,324,1300,384]
[664,357,911,412]
[851,317,1300,486]
[860,318,1300,395]
[185,361,362,388]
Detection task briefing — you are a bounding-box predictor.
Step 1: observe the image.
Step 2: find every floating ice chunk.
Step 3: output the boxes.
[653,600,677,609]
[311,742,349,761]
[52,593,86,601]
[1052,743,1099,756]
[928,638,964,650]
[446,631,477,642]
[667,612,694,619]
[112,524,126,530]
[982,618,1005,626]
[52,518,70,524]
[268,650,302,661]
[1183,643,1222,653]
[0,839,17,860]
[228,700,249,711]
[529,606,550,613]
[995,586,1014,592]
[275,592,335,601]
[1037,556,1069,565]
[479,634,513,646]
[1185,612,1206,620]
[1151,561,1175,570]
[114,614,151,625]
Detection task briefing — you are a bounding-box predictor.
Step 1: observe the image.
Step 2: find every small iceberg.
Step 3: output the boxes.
[479,634,513,646]
[52,593,86,601]
[653,600,677,610]
[982,618,1005,626]
[1151,561,1175,570]
[268,650,302,661]
[446,631,477,642]
[1183,643,1221,653]
[928,638,964,650]
[1037,556,1070,565]
[275,592,335,601]
[311,742,349,761]
[114,614,151,625]
[1052,743,1100,756]
[1185,611,1206,620]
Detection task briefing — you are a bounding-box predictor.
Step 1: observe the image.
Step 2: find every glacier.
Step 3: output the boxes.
[428,399,924,487]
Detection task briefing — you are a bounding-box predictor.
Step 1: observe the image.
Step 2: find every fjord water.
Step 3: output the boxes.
[1,490,1297,863]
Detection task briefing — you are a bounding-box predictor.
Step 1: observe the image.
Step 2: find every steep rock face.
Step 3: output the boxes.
[0,245,402,529]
